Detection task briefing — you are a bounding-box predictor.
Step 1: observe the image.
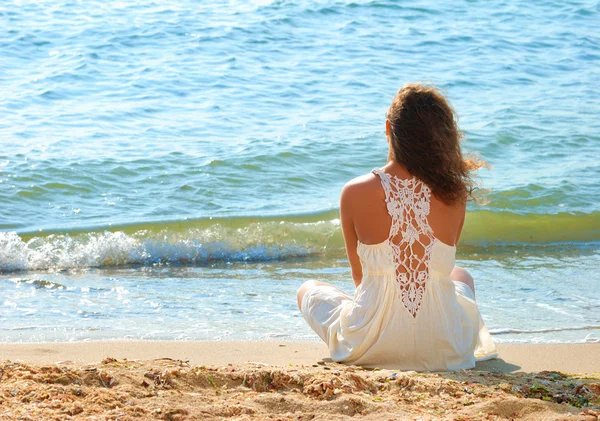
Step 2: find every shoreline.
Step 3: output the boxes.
[1,341,598,374]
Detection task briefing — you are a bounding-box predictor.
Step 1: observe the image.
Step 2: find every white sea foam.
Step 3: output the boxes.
[490,325,600,335]
[0,229,317,272]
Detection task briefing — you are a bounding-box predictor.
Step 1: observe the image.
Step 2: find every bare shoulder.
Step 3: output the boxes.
[431,194,467,215]
[429,194,467,245]
[341,172,382,202]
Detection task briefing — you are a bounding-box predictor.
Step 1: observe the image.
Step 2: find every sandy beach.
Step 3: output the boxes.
[1,342,598,420]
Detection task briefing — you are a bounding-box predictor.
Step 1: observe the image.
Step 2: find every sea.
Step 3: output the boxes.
[1,0,599,344]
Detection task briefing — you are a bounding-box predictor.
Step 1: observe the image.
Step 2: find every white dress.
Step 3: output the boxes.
[301,168,498,371]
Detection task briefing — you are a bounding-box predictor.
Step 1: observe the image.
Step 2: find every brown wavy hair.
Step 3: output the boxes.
[386,83,483,205]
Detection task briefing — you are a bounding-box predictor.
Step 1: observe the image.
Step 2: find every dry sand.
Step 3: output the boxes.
[0,342,599,420]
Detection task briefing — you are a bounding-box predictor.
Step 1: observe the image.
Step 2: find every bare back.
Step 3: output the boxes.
[340,162,466,286]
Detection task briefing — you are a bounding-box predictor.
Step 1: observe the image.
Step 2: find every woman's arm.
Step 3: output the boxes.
[340,183,363,287]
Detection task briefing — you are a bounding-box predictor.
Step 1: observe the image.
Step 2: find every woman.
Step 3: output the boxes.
[297,83,497,371]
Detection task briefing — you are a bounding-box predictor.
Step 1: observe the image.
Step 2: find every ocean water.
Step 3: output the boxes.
[1,0,599,344]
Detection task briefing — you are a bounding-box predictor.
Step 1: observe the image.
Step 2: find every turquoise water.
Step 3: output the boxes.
[1,0,599,343]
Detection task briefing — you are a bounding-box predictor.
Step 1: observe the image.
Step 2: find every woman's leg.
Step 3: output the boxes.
[296,280,332,311]
[451,266,475,297]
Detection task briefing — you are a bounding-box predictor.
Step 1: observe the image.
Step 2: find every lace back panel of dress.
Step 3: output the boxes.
[376,170,435,318]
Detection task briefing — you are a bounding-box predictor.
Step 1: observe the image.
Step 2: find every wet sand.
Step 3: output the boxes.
[1,342,598,373]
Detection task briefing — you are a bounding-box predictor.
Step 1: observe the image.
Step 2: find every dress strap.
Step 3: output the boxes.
[371,168,395,239]
[371,168,393,207]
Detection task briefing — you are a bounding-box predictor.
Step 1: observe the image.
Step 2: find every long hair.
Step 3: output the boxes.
[386,83,483,205]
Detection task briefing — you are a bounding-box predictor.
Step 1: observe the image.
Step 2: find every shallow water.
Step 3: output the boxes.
[1,0,599,343]
[2,250,599,343]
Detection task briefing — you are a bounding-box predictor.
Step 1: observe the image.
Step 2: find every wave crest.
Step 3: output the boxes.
[0,221,339,272]
[2,209,599,272]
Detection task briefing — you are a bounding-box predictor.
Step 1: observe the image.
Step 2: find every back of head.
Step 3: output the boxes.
[386,83,482,205]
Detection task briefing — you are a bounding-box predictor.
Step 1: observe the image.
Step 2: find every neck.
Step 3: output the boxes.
[384,159,412,179]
